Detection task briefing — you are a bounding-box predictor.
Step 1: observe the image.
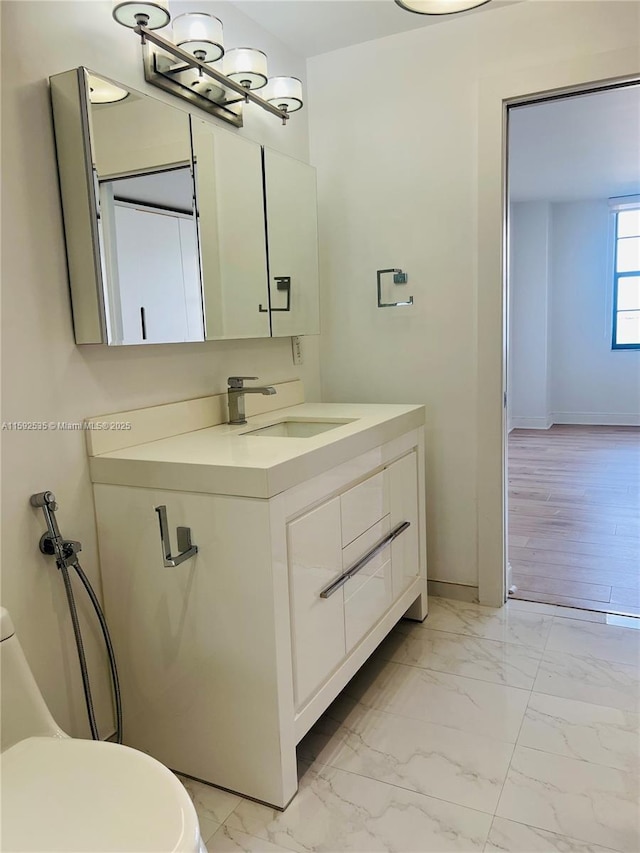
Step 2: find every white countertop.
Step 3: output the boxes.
[89,402,425,498]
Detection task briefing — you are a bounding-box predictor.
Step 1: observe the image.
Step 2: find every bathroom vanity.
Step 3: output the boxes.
[87,382,427,808]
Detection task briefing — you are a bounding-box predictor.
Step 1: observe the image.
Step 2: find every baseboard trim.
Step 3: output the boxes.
[510,417,552,430]
[551,412,640,426]
[427,580,479,603]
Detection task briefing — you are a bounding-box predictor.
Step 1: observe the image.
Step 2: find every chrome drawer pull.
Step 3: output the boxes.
[319,521,410,599]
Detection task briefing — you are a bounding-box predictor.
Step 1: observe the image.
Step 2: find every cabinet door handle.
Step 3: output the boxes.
[319,521,410,599]
[155,505,198,567]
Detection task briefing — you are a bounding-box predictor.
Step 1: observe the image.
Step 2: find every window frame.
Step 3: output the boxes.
[612,208,640,351]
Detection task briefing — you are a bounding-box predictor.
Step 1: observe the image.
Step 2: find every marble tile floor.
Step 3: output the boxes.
[178,597,640,853]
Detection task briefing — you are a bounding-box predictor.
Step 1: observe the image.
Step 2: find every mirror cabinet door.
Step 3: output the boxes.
[191,118,270,340]
[89,72,204,345]
[50,68,320,345]
[263,150,320,337]
[51,67,205,345]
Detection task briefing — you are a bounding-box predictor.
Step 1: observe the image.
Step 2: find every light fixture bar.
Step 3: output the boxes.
[135,24,289,124]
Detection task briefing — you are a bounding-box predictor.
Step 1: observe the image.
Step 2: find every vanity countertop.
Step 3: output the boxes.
[89,402,424,498]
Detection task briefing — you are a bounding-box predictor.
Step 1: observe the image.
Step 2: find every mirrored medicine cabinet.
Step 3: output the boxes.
[49,67,320,345]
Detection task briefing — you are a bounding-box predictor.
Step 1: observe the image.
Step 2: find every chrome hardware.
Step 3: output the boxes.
[259,276,291,313]
[30,491,82,570]
[377,268,414,308]
[137,24,289,129]
[155,505,198,567]
[227,376,277,425]
[319,521,411,599]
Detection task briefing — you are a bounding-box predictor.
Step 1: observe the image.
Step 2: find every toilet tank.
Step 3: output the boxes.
[0,608,66,751]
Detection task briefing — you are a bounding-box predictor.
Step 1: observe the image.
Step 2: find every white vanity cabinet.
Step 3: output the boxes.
[90,400,427,809]
[288,449,420,709]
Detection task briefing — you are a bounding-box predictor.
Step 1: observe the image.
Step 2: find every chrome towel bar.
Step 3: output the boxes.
[320,521,410,599]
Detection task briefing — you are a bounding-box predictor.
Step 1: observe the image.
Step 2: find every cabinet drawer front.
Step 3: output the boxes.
[342,516,391,597]
[343,517,395,652]
[388,451,420,598]
[344,556,393,652]
[288,497,346,709]
[340,471,388,547]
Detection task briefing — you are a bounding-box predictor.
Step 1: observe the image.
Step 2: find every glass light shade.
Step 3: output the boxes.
[223,48,268,90]
[180,66,226,103]
[173,13,224,62]
[87,73,130,104]
[394,0,491,13]
[112,0,170,29]
[263,77,303,113]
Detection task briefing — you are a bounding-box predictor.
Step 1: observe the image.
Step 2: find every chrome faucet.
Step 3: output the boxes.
[227,376,276,425]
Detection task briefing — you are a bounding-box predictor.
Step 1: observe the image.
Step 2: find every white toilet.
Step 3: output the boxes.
[0,607,206,853]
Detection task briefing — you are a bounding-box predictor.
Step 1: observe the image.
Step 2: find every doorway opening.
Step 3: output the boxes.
[505,84,640,617]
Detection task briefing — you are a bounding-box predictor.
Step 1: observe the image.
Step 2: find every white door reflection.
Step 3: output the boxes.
[99,168,203,344]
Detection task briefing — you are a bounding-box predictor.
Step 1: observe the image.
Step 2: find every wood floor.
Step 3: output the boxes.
[508,425,640,616]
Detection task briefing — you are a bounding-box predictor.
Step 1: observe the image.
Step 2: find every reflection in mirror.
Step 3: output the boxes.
[88,73,204,344]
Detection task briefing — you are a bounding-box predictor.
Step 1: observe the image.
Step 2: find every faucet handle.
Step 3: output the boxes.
[228,376,258,389]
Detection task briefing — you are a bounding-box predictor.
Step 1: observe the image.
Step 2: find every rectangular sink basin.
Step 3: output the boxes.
[243,419,355,438]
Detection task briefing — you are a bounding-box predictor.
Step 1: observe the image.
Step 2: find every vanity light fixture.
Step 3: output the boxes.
[263,77,304,115]
[224,48,268,91]
[112,0,170,29]
[394,0,491,13]
[173,12,224,62]
[111,1,303,127]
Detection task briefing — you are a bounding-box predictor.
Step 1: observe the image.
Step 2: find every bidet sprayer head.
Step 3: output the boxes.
[30,490,82,568]
[30,491,57,511]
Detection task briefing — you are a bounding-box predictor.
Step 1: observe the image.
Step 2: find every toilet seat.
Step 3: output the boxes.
[1,736,202,852]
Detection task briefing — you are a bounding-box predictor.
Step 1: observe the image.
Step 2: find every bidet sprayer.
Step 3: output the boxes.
[30,491,82,570]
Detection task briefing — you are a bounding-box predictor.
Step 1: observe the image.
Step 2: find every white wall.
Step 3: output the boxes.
[508,202,552,429]
[550,200,640,424]
[509,200,640,428]
[0,0,319,736]
[308,1,640,591]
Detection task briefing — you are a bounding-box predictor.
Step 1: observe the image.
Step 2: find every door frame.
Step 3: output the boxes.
[476,47,640,607]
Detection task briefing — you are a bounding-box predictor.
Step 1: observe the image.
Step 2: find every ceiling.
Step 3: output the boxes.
[230,0,515,58]
[509,85,640,203]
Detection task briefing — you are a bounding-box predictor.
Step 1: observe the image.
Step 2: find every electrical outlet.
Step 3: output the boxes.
[291,336,303,365]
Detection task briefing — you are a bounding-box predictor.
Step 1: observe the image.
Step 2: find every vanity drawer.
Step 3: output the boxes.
[340,470,387,546]
[343,518,393,652]
[288,497,346,709]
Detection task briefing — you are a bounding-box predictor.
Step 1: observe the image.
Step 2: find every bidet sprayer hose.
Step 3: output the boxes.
[30,491,122,744]
[60,562,100,741]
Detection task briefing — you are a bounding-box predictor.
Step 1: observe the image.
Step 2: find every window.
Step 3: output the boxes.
[612,207,640,349]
